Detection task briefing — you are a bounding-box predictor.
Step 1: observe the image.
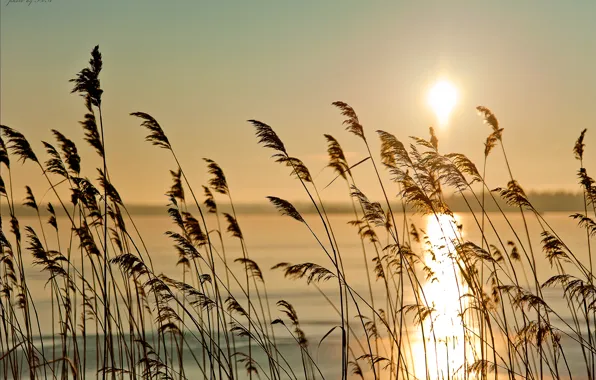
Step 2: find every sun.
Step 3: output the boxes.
[428,80,458,126]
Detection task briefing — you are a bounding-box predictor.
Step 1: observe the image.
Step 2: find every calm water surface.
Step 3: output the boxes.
[11,211,594,379]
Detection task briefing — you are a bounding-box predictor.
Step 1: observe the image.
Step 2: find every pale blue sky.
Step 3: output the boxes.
[2,0,595,204]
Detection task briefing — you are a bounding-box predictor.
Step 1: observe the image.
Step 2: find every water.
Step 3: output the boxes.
[5,211,594,379]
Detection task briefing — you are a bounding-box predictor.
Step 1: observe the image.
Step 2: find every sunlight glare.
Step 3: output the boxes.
[428,80,458,126]
[410,213,480,380]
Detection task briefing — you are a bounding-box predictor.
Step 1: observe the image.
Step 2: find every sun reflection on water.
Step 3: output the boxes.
[410,213,479,380]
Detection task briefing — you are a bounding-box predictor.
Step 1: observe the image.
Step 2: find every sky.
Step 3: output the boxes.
[1,0,595,205]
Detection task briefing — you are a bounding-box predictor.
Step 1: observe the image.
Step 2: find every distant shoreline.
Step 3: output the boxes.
[1,191,588,216]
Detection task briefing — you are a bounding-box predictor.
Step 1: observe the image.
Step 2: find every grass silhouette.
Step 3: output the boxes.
[0,45,595,380]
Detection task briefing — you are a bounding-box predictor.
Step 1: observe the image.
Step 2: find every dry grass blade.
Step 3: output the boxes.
[23,186,38,211]
[377,130,411,168]
[203,158,229,195]
[79,98,104,157]
[98,168,122,205]
[43,141,68,178]
[349,361,365,380]
[274,155,312,182]
[541,231,571,266]
[578,168,596,206]
[484,131,499,157]
[223,213,243,239]
[332,101,365,141]
[429,126,438,151]
[182,211,206,245]
[323,157,371,190]
[277,300,309,346]
[494,180,533,210]
[0,134,10,168]
[248,119,287,154]
[266,196,304,222]
[70,45,103,107]
[574,128,587,161]
[570,213,596,237]
[47,203,57,230]
[130,112,171,150]
[476,106,503,138]
[235,258,264,282]
[202,185,217,213]
[0,125,39,164]
[276,262,336,285]
[324,134,350,180]
[167,168,184,201]
[52,129,81,175]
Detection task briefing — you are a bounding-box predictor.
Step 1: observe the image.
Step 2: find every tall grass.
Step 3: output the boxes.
[1,45,595,380]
